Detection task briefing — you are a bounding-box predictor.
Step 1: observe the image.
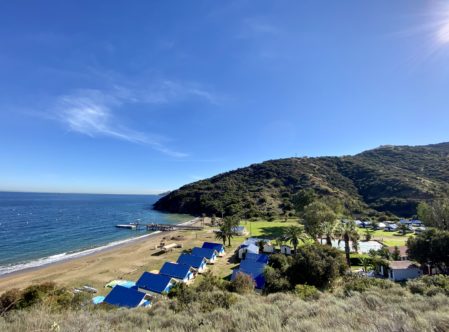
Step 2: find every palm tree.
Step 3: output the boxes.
[321,220,338,246]
[282,226,308,254]
[220,216,239,247]
[336,220,360,267]
[398,223,408,236]
[215,228,227,246]
[360,256,373,273]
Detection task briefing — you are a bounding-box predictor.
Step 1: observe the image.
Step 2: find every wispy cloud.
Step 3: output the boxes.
[56,89,188,158]
[54,79,220,157]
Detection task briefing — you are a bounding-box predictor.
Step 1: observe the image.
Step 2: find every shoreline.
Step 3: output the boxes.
[0,217,199,281]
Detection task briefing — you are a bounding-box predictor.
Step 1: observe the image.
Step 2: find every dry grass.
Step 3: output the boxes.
[1,285,449,332]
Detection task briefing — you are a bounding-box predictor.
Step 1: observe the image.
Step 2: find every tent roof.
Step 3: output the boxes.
[202,242,224,251]
[104,285,146,308]
[231,261,266,289]
[136,272,173,294]
[177,254,206,269]
[245,253,269,264]
[191,247,217,259]
[160,262,192,280]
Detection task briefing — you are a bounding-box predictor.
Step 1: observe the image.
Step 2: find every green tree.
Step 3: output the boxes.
[321,220,338,246]
[364,227,373,241]
[292,189,317,214]
[391,246,401,261]
[398,223,409,236]
[407,229,449,275]
[282,226,308,254]
[335,220,360,267]
[302,201,337,240]
[417,200,449,231]
[215,228,227,246]
[220,216,239,247]
[360,256,373,273]
[287,244,347,288]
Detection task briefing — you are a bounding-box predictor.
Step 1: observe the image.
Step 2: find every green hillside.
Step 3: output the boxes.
[154,143,449,218]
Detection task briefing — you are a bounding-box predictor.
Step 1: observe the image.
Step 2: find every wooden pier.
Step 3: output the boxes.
[115,222,203,232]
[145,223,203,232]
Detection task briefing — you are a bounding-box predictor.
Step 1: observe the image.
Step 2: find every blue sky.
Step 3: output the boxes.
[1,1,449,194]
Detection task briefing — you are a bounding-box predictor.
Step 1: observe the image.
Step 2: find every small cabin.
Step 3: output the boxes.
[191,247,219,263]
[263,243,275,253]
[238,243,259,259]
[231,260,267,289]
[177,254,207,273]
[245,253,269,264]
[386,261,422,282]
[202,242,225,256]
[280,245,292,255]
[159,262,195,283]
[103,285,151,308]
[136,272,176,295]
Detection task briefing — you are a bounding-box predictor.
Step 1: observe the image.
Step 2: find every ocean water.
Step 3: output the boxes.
[0,192,192,276]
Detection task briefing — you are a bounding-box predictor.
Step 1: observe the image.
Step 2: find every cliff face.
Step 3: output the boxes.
[154,143,449,218]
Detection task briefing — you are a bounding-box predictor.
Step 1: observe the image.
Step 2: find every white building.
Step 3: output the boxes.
[263,243,275,253]
[280,245,292,255]
[238,243,259,259]
[386,261,422,282]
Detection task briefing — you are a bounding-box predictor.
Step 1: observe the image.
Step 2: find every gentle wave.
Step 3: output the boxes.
[0,231,161,276]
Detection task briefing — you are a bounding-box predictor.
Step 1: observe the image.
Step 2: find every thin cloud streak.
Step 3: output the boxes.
[56,89,188,158]
[53,78,221,158]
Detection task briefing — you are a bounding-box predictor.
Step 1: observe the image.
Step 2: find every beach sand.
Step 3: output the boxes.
[0,218,225,295]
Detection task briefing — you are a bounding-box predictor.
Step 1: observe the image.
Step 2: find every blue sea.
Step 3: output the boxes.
[0,192,192,276]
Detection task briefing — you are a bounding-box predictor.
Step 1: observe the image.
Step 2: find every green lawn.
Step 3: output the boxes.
[240,219,299,238]
[358,228,413,247]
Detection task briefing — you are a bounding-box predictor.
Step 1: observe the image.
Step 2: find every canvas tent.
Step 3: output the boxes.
[103,285,150,308]
[159,262,195,282]
[177,254,207,272]
[245,253,269,264]
[136,272,176,294]
[231,260,266,289]
[202,242,225,256]
[191,247,218,263]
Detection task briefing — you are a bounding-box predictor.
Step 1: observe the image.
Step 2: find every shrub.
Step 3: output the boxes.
[287,244,347,288]
[0,289,21,313]
[294,284,320,301]
[264,266,291,293]
[268,254,292,273]
[196,271,227,292]
[198,291,237,312]
[407,275,449,296]
[167,283,197,312]
[342,276,395,295]
[228,272,255,294]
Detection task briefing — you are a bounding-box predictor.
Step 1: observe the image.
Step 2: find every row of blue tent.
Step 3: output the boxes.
[231,252,269,289]
[97,242,225,308]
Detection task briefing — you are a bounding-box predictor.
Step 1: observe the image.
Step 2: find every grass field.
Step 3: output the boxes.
[240,219,299,238]
[358,228,413,247]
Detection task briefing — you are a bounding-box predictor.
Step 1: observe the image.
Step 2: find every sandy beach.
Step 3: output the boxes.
[0,218,223,295]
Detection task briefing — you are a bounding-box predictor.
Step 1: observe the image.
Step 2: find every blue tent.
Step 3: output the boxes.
[177,254,207,271]
[202,242,225,255]
[136,272,175,294]
[191,247,218,261]
[232,260,267,289]
[103,285,149,308]
[245,253,269,264]
[160,262,194,282]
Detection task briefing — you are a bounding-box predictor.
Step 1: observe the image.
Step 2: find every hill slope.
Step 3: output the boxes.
[154,143,449,218]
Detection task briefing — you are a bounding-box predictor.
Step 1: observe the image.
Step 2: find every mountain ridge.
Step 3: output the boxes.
[154,142,449,218]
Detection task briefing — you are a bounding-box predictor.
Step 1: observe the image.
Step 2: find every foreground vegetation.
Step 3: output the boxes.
[1,276,449,332]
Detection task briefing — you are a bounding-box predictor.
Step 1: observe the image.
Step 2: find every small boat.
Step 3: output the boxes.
[115,224,137,230]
